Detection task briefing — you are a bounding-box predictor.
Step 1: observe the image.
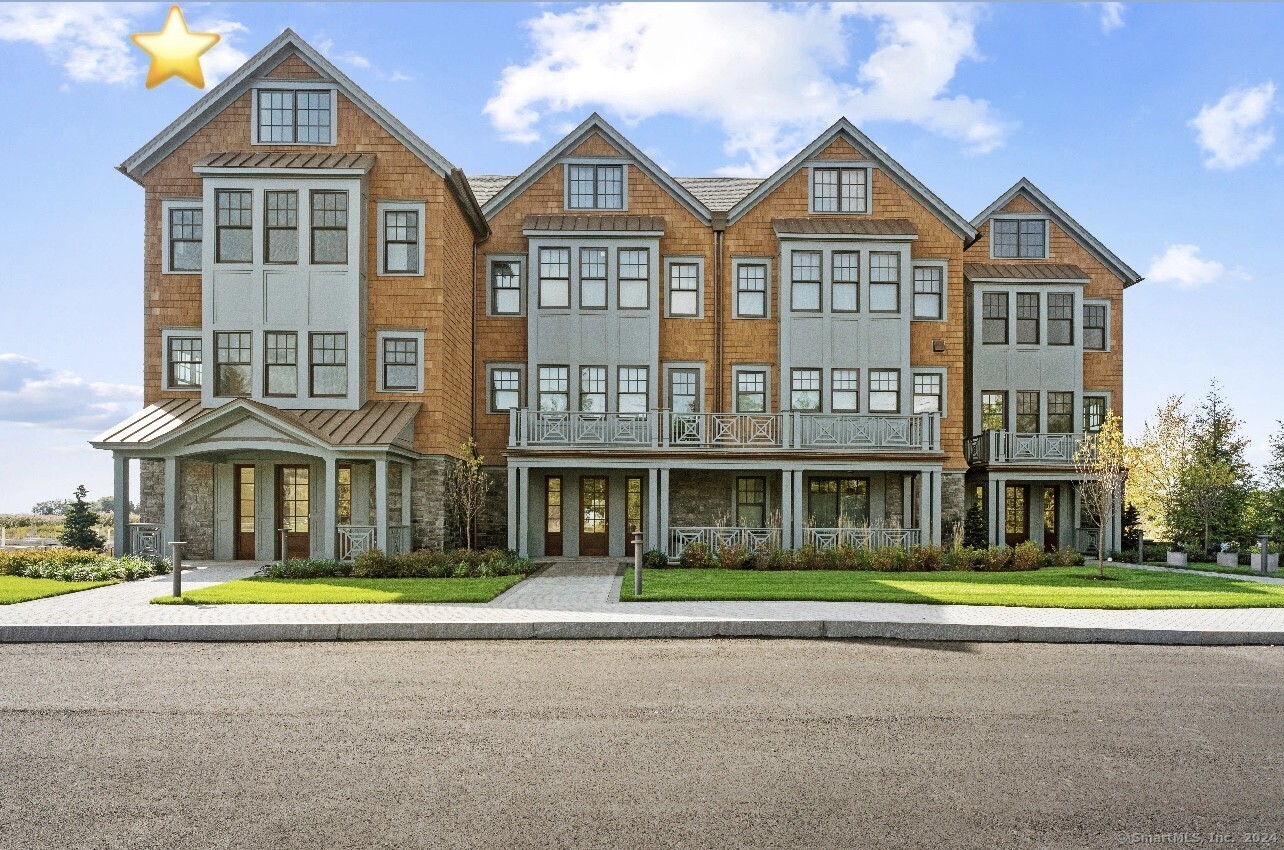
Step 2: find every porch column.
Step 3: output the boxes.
[401,461,413,549]
[658,467,670,556]
[647,467,659,551]
[112,452,129,557]
[901,473,913,531]
[918,473,931,545]
[992,479,1006,548]
[507,465,518,551]
[375,457,389,555]
[516,466,529,558]
[791,470,804,548]
[931,470,943,546]
[1110,486,1124,554]
[321,455,337,560]
[780,469,792,550]
[162,456,177,554]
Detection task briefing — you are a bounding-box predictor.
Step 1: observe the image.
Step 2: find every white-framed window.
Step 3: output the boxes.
[215,190,252,264]
[810,166,869,213]
[666,366,701,413]
[214,331,252,397]
[161,199,202,274]
[791,250,822,312]
[377,201,425,276]
[264,191,299,264]
[869,252,900,312]
[991,217,1048,259]
[617,366,649,413]
[309,332,348,397]
[1048,293,1074,345]
[1016,292,1040,345]
[869,369,900,413]
[734,260,769,318]
[580,365,607,413]
[579,248,608,310]
[832,251,860,312]
[791,368,821,412]
[912,371,944,415]
[538,366,569,412]
[734,367,769,413]
[488,364,524,413]
[488,257,523,316]
[618,248,649,309]
[831,369,859,412]
[377,329,424,393]
[252,87,336,145]
[1083,394,1109,432]
[538,248,571,309]
[566,163,626,210]
[666,258,702,317]
[1084,301,1109,351]
[912,263,945,320]
[1048,391,1075,434]
[264,331,298,397]
[162,329,202,390]
[310,190,349,265]
[982,292,1009,344]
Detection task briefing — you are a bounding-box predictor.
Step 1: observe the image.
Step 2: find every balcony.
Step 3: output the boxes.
[509,410,940,453]
[965,430,1087,466]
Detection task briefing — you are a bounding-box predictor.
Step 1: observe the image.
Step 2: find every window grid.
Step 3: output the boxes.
[215,190,252,263]
[912,373,942,414]
[1048,293,1074,345]
[567,164,624,210]
[168,208,202,271]
[982,292,1009,344]
[1016,292,1040,345]
[383,210,419,273]
[912,266,942,319]
[869,252,900,312]
[1083,395,1107,432]
[668,263,699,316]
[618,249,649,309]
[539,248,571,308]
[309,333,347,397]
[579,366,607,413]
[736,263,767,317]
[167,337,202,389]
[736,477,767,528]
[579,248,607,310]
[214,331,251,397]
[1016,391,1040,433]
[832,252,859,313]
[264,332,298,397]
[869,370,900,413]
[791,251,821,312]
[982,391,1007,431]
[736,370,767,413]
[669,369,699,413]
[382,337,418,391]
[617,367,648,414]
[538,366,569,412]
[264,191,298,264]
[1084,304,1107,351]
[490,368,521,412]
[791,369,821,412]
[310,191,348,264]
[1047,392,1074,434]
[993,219,1047,259]
[831,369,859,412]
[257,89,332,144]
[812,168,868,213]
[491,261,522,315]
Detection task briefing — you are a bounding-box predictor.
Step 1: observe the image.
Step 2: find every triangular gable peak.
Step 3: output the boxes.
[482,114,712,225]
[972,179,1143,286]
[725,118,977,241]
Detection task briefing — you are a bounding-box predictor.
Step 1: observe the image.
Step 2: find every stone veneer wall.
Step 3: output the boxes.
[410,455,459,552]
[941,472,967,542]
[476,467,509,551]
[140,459,164,525]
[177,460,215,559]
[668,471,784,528]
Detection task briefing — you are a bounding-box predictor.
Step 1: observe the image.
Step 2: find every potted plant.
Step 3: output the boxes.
[1166,543,1187,567]
[1250,543,1280,573]
[1216,541,1239,568]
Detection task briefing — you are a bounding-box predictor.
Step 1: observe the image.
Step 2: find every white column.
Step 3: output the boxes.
[321,455,337,560]
[161,456,178,554]
[792,470,805,548]
[931,471,943,546]
[993,479,1006,548]
[901,473,913,530]
[516,466,529,558]
[658,468,670,556]
[113,452,129,557]
[401,461,413,550]
[375,457,389,555]
[780,469,792,550]
[647,467,659,550]
[507,465,518,551]
[918,473,931,544]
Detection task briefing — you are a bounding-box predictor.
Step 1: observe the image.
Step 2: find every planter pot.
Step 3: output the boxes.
[1166,552,1188,566]
[1250,553,1280,572]
[1217,553,1240,568]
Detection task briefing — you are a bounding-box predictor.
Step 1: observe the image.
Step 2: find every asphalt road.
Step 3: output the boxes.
[1,640,1281,849]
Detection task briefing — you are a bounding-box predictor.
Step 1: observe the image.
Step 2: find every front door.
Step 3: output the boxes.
[275,465,311,559]
[1042,486,1059,552]
[544,476,563,556]
[1005,484,1030,547]
[625,476,643,556]
[580,476,609,556]
[234,465,256,560]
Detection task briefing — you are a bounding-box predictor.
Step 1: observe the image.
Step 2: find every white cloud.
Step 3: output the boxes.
[1098,2,1125,33]
[0,354,141,432]
[1144,244,1237,288]
[1189,82,1277,170]
[485,2,1012,175]
[186,17,249,86]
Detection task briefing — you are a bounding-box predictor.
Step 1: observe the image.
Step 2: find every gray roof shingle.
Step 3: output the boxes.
[675,177,764,212]
[964,262,1090,281]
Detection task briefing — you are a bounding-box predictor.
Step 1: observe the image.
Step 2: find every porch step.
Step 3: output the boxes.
[537,558,626,578]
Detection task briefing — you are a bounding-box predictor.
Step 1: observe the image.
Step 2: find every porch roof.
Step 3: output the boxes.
[772,218,918,237]
[523,214,666,234]
[963,262,1090,283]
[194,151,377,172]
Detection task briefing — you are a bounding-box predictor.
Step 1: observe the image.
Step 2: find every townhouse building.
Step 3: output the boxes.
[93,31,1140,562]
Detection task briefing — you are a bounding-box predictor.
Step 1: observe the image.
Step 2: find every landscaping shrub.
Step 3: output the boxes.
[254,549,534,580]
[982,546,1015,572]
[765,548,795,571]
[0,550,168,582]
[715,542,751,570]
[750,544,774,571]
[1011,541,1044,572]
[1047,547,1086,568]
[642,549,669,570]
[907,545,943,572]
[871,546,906,572]
[795,544,827,571]
[678,541,712,569]
[941,546,982,571]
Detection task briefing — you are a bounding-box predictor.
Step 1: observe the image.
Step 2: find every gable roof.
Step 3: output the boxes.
[481,113,713,225]
[725,118,978,241]
[116,29,488,237]
[972,178,1143,287]
[676,177,763,213]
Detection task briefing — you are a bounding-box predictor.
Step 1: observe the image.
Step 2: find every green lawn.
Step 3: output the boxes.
[620,566,1284,609]
[0,575,115,604]
[152,575,524,604]
[1142,561,1266,577]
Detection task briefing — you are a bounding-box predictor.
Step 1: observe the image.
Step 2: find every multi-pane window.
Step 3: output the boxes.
[791,369,821,411]
[1047,392,1074,433]
[912,266,943,319]
[791,251,821,311]
[567,164,624,210]
[832,252,859,312]
[309,333,348,397]
[382,337,418,391]
[264,332,298,397]
[168,208,202,271]
[736,370,767,413]
[491,261,522,315]
[809,478,871,528]
[539,248,571,308]
[869,252,900,312]
[264,191,298,264]
[982,391,1007,431]
[736,263,767,317]
[618,249,649,308]
[913,373,942,414]
[214,332,251,397]
[668,263,699,316]
[617,367,648,414]
[1084,304,1107,351]
[1016,293,1040,344]
[579,366,607,413]
[736,477,767,528]
[1048,293,1074,345]
[1083,395,1107,432]
[579,248,607,309]
[668,369,699,413]
[538,366,569,412]
[812,167,868,213]
[383,209,419,273]
[257,89,333,144]
[167,337,202,389]
[215,190,252,263]
[831,369,859,412]
[869,370,899,412]
[490,368,521,412]
[982,292,1009,344]
[310,191,348,264]
[1016,391,1040,433]
[992,219,1047,258]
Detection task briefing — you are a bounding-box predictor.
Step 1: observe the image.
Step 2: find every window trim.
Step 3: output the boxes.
[161,328,202,391]
[732,258,771,319]
[487,255,525,317]
[790,368,823,412]
[735,476,768,528]
[214,189,253,265]
[487,363,525,414]
[911,260,948,321]
[911,368,947,418]
[830,368,860,413]
[309,189,349,266]
[1083,391,1112,433]
[831,250,860,314]
[981,291,1010,345]
[537,247,572,310]
[263,190,299,266]
[664,257,704,318]
[789,249,823,313]
[1084,299,1111,352]
[868,368,901,414]
[733,365,771,414]
[988,214,1050,260]
[214,330,253,398]
[616,247,651,310]
[616,365,650,414]
[308,332,349,398]
[578,247,609,311]
[537,365,570,413]
[1046,390,1075,435]
[981,390,1008,432]
[807,162,873,215]
[1015,291,1041,346]
[1015,390,1041,434]
[376,329,425,394]
[867,251,902,314]
[1047,292,1075,347]
[161,198,203,275]
[376,200,426,276]
[664,363,704,413]
[250,85,338,147]
[563,160,629,211]
[262,330,299,398]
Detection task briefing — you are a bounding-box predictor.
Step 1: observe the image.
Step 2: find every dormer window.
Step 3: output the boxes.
[255,89,334,144]
[567,164,624,210]
[992,218,1047,259]
[811,167,868,213]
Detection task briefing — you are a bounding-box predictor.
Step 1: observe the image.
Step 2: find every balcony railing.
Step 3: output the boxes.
[511,410,940,453]
[804,527,922,550]
[965,430,1087,465]
[337,525,411,560]
[128,523,163,558]
[668,527,782,558]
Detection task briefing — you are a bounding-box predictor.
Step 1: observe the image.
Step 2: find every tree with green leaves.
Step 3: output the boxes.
[963,499,987,549]
[1257,420,1284,540]
[1076,410,1129,578]
[1171,381,1253,552]
[1121,502,1142,560]
[59,485,104,551]
[31,498,71,517]
[448,438,490,550]
[1127,395,1191,542]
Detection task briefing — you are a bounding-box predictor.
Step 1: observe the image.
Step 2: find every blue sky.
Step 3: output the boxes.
[0,2,1280,512]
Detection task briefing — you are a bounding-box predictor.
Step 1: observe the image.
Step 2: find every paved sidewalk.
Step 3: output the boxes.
[2,559,1283,644]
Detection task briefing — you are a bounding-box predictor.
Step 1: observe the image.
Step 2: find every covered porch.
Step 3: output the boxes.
[969,471,1122,554]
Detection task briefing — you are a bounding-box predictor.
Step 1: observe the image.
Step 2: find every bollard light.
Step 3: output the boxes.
[633,531,644,598]
[169,541,186,597]
[1258,534,1272,575]
[279,529,289,564]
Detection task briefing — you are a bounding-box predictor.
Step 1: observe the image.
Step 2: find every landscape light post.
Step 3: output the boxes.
[169,541,186,597]
[1258,534,1272,576]
[279,529,289,564]
[633,531,644,597]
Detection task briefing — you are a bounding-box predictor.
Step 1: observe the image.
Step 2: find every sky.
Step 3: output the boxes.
[0,1,1281,512]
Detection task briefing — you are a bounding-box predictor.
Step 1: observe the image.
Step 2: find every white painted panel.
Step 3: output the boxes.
[212,270,257,325]
[536,316,574,361]
[578,314,610,362]
[867,318,904,361]
[617,316,651,359]
[309,271,349,327]
[212,463,233,561]
[265,269,307,326]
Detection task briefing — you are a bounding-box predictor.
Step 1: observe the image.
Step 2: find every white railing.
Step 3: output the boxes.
[128,523,163,558]
[967,431,1086,465]
[805,527,921,550]
[388,525,411,555]
[338,525,376,561]
[668,527,781,558]
[512,410,939,452]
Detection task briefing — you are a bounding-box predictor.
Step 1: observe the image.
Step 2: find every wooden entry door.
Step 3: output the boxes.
[1042,486,1059,553]
[544,476,563,557]
[580,476,609,556]
[624,476,643,556]
[275,465,311,559]
[1005,484,1030,547]
[234,465,256,560]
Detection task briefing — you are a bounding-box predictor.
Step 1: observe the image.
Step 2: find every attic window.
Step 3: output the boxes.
[256,89,334,144]
[567,164,625,210]
[992,218,1047,259]
[812,167,868,213]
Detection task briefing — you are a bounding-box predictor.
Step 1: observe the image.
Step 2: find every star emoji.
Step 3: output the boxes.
[131,6,221,89]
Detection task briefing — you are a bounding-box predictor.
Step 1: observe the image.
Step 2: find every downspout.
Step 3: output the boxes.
[711,212,727,411]
[470,238,478,441]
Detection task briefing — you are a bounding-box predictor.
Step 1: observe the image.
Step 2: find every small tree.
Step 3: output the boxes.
[448,438,490,550]
[59,485,104,551]
[1075,411,1129,578]
[963,500,987,549]
[1127,395,1191,542]
[1121,502,1142,561]
[31,498,71,516]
